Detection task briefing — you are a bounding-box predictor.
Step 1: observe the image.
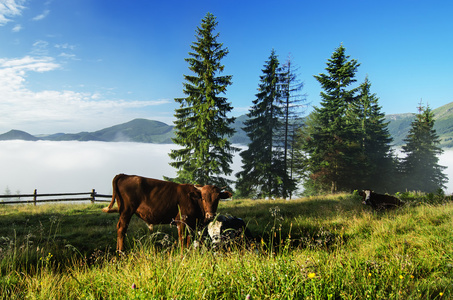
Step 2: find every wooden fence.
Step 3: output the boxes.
[0,189,112,205]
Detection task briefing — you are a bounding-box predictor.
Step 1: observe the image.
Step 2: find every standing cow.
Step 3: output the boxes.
[102,174,232,252]
[359,189,404,210]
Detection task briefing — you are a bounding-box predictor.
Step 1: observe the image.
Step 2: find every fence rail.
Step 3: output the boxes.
[0,189,112,205]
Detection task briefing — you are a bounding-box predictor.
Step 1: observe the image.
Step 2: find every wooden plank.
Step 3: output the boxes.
[0,198,112,205]
[0,190,113,205]
[0,192,91,198]
[95,194,113,198]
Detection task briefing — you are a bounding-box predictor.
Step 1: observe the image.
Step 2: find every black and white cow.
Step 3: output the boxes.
[200,215,251,248]
[359,189,404,210]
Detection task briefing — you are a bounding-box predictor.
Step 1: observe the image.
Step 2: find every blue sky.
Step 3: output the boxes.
[0,0,452,134]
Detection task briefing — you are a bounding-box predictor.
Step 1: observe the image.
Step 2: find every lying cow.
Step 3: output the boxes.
[102,174,232,252]
[359,189,404,210]
[204,215,251,247]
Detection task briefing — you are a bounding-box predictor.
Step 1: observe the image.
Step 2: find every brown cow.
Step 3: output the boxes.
[359,189,404,210]
[102,174,232,252]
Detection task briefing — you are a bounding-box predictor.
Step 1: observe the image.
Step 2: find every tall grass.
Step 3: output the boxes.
[0,193,452,299]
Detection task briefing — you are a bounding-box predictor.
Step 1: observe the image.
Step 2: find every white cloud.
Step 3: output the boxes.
[58,52,78,60]
[31,40,50,56]
[32,9,49,21]
[55,43,76,50]
[0,55,171,134]
[54,44,79,60]
[0,0,25,25]
[12,23,21,31]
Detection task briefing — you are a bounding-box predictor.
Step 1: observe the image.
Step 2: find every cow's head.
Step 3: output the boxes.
[192,185,232,221]
[359,189,373,205]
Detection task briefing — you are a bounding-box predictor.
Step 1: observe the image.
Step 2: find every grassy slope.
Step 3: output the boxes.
[0,195,452,299]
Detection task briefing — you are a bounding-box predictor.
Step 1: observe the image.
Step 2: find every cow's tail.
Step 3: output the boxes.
[102,174,123,213]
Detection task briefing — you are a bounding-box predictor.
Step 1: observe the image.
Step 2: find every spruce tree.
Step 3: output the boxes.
[292,112,323,196]
[348,76,396,192]
[400,103,447,192]
[168,13,237,187]
[236,50,291,198]
[301,44,360,194]
[280,56,306,198]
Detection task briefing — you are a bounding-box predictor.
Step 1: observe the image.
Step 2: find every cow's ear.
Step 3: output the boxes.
[189,191,201,201]
[220,191,232,199]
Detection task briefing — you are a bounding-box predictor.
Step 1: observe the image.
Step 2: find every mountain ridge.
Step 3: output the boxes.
[1,102,453,147]
[0,119,175,144]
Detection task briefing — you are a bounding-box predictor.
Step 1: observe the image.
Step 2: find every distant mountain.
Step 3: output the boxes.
[0,119,175,144]
[230,114,249,144]
[1,102,453,147]
[432,102,453,147]
[93,119,174,143]
[386,102,453,148]
[385,113,416,146]
[43,119,175,143]
[0,129,39,141]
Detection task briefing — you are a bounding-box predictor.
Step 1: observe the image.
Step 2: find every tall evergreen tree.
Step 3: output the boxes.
[168,13,237,187]
[292,112,323,196]
[236,50,291,198]
[301,44,360,194]
[400,103,447,192]
[280,55,306,198]
[348,76,396,192]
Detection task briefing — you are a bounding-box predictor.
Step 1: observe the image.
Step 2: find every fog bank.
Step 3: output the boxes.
[0,141,451,195]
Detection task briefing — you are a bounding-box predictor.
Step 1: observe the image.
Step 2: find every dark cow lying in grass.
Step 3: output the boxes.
[359,189,405,210]
[200,215,252,248]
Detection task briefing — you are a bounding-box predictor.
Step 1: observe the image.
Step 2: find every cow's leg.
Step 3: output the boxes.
[186,232,191,248]
[116,211,133,252]
[176,211,192,249]
[177,223,195,249]
[177,223,186,249]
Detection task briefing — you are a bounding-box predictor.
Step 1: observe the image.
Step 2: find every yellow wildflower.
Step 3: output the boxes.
[308,272,316,279]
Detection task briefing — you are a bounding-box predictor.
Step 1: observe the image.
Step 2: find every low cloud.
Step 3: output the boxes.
[0,141,450,197]
[0,141,243,195]
[0,141,179,194]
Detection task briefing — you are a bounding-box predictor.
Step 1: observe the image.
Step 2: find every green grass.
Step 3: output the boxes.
[0,193,452,299]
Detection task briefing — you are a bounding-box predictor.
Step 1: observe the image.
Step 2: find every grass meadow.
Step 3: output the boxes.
[0,192,452,299]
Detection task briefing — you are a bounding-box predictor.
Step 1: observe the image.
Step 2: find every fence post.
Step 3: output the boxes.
[33,189,37,206]
[91,189,95,203]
